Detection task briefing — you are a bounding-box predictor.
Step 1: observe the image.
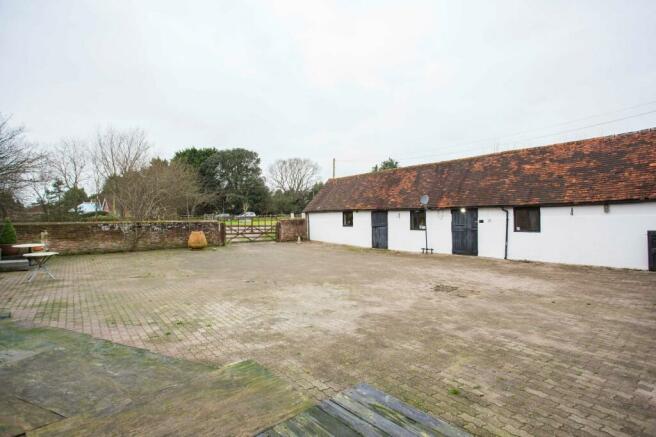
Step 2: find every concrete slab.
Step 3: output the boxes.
[33,360,312,437]
[0,396,62,437]
[0,321,216,418]
[0,322,310,436]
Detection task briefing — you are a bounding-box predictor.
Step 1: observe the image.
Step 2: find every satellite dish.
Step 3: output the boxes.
[419,194,429,206]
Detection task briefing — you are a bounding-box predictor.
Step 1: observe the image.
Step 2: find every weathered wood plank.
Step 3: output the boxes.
[330,393,415,437]
[255,428,286,437]
[271,416,313,436]
[319,400,386,437]
[341,391,439,436]
[349,384,470,437]
[259,383,471,437]
[305,405,362,437]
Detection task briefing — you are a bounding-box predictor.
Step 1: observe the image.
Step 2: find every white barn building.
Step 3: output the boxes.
[304,129,656,271]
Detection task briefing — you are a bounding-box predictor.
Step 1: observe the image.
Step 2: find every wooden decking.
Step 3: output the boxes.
[258,383,471,437]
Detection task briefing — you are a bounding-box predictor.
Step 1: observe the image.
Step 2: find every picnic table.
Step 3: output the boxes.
[23,252,59,282]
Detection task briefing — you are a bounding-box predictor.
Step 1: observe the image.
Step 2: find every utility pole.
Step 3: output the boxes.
[332,158,336,179]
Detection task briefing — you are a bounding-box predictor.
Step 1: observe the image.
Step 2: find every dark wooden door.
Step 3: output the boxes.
[649,231,656,272]
[371,211,388,249]
[451,209,478,255]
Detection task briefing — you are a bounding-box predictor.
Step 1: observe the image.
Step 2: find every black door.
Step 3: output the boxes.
[371,211,388,249]
[451,208,478,255]
[649,231,656,272]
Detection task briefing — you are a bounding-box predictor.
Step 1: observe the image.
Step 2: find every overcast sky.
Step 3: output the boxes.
[1,0,655,181]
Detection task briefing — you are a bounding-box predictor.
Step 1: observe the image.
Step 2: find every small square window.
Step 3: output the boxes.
[514,207,540,232]
[410,210,426,230]
[342,211,353,227]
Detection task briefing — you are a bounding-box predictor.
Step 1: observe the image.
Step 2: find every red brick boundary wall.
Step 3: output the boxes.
[13,221,226,255]
[276,219,307,242]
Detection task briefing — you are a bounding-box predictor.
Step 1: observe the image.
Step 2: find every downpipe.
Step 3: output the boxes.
[501,207,509,260]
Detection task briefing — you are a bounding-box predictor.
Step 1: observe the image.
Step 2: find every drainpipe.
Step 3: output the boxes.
[501,207,509,260]
[423,205,429,253]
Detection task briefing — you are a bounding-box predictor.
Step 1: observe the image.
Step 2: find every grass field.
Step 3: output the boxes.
[219,216,282,226]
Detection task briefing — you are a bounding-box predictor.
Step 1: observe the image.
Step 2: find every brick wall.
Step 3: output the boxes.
[13,221,225,255]
[276,219,307,242]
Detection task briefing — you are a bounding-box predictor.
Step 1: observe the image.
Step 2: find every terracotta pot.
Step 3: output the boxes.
[188,231,208,250]
[0,244,18,257]
[32,245,45,252]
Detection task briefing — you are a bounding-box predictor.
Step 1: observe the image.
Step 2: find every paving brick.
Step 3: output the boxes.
[1,242,655,436]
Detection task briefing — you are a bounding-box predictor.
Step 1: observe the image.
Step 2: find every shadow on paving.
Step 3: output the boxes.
[0,320,311,436]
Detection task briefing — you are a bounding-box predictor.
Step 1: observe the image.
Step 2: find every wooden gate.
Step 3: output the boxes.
[222,216,277,243]
[451,208,478,255]
[371,211,388,249]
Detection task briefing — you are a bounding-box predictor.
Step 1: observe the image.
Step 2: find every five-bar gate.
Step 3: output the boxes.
[221,216,278,243]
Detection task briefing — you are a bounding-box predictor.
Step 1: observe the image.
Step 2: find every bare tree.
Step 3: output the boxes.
[112,160,204,248]
[169,163,212,217]
[28,166,55,215]
[91,127,151,215]
[268,158,320,193]
[0,116,43,197]
[92,127,150,182]
[49,138,89,190]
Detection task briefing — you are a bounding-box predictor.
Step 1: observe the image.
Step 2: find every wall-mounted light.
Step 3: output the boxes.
[460,207,466,213]
[603,203,610,213]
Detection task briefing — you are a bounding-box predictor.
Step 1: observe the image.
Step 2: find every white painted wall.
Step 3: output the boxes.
[387,210,451,253]
[308,202,656,270]
[308,211,372,248]
[506,203,656,270]
[477,207,508,259]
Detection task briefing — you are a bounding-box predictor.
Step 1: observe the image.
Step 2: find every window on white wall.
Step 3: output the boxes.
[342,211,353,227]
[514,207,540,232]
[410,210,426,230]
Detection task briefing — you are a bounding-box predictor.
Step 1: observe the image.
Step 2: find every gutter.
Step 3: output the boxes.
[501,207,509,260]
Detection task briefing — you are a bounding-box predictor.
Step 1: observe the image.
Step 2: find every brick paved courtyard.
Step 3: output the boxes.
[1,242,655,436]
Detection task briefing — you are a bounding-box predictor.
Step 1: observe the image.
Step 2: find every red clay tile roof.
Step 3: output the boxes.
[305,128,656,212]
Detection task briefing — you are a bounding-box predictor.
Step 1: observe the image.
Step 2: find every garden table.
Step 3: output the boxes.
[23,252,59,282]
[12,243,45,265]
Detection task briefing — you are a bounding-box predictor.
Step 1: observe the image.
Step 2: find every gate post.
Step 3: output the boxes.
[219,222,226,246]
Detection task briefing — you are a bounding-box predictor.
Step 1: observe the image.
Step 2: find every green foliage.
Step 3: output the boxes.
[270,190,297,214]
[0,218,17,244]
[172,147,219,169]
[199,148,269,214]
[40,180,90,220]
[62,186,89,213]
[448,387,460,396]
[46,179,66,205]
[269,181,324,214]
[149,157,169,167]
[372,157,399,172]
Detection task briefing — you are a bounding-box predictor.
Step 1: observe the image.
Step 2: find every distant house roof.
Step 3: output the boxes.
[70,201,108,214]
[305,128,656,212]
